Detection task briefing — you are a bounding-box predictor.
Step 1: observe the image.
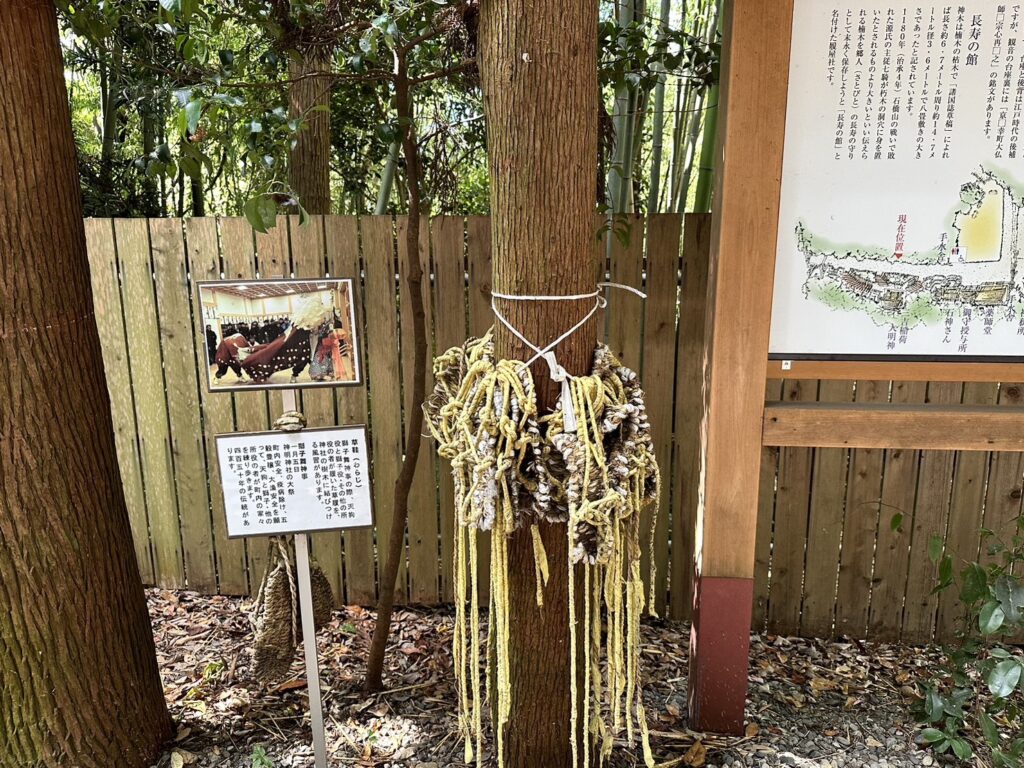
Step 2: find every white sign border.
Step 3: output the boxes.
[214,424,376,539]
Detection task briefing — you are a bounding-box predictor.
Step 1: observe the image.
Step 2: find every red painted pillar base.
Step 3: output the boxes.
[688,573,754,734]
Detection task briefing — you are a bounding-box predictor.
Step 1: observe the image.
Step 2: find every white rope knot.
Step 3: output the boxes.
[491,282,646,435]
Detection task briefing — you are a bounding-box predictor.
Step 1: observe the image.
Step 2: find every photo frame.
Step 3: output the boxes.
[197,278,362,392]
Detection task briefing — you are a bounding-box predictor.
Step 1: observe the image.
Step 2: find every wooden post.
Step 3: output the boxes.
[687,0,795,734]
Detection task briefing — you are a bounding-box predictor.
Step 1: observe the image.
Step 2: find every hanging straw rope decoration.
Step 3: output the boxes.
[424,324,660,768]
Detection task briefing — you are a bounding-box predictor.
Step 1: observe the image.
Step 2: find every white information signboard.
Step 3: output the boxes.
[770,1,1024,361]
[215,426,373,537]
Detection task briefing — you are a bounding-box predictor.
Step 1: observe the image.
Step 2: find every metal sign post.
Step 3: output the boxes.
[294,531,328,767]
[281,389,328,768]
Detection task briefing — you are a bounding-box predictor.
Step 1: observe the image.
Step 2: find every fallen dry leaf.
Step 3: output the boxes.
[682,740,707,767]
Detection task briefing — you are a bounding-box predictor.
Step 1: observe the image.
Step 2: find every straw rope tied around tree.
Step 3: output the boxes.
[423,284,660,768]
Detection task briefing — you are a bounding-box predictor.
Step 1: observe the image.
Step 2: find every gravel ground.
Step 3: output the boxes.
[148,590,948,768]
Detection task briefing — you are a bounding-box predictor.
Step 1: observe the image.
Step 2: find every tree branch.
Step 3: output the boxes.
[410,59,476,86]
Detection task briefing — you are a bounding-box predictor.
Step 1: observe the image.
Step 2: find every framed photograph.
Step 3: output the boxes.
[215,425,374,538]
[197,278,362,392]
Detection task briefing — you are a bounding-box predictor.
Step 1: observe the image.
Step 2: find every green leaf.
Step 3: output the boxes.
[920,727,945,744]
[993,575,1024,623]
[938,555,954,589]
[928,535,944,564]
[950,739,973,760]
[890,513,904,532]
[980,710,1000,747]
[924,688,945,723]
[179,155,202,181]
[987,659,1022,698]
[960,563,988,604]
[980,601,1006,635]
[257,196,278,231]
[243,196,269,234]
[184,99,202,134]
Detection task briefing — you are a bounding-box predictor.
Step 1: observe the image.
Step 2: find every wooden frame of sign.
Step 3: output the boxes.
[691,0,1024,734]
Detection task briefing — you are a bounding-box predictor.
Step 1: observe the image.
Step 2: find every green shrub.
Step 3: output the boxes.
[912,515,1024,766]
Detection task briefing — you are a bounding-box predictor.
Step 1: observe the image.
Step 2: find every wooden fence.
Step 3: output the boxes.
[84,214,1024,643]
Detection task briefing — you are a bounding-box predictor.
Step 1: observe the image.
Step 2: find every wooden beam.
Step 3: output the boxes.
[763,402,1024,451]
[766,359,1024,383]
[688,0,795,735]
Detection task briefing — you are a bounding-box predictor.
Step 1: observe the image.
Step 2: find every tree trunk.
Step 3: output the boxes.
[0,3,173,766]
[646,0,672,213]
[141,105,160,216]
[288,51,333,214]
[363,55,428,693]
[479,0,600,764]
[190,161,205,217]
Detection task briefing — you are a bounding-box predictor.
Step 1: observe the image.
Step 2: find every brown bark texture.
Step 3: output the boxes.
[479,1,601,764]
[0,2,173,766]
[288,51,334,214]
[364,57,428,692]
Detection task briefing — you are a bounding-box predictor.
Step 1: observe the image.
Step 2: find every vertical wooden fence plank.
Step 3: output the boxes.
[607,214,644,370]
[867,380,926,641]
[753,380,784,631]
[608,215,649,597]
[936,382,1000,640]
[834,380,889,639]
[767,379,817,636]
[186,217,248,594]
[467,215,492,600]
[326,216,376,605]
[255,217,291,424]
[150,218,217,592]
[85,219,154,583]
[290,215,344,604]
[799,380,854,638]
[114,218,185,587]
[397,216,440,604]
[981,383,1024,567]
[901,381,963,643]
[641,214,680,616]
[363,216,407,603]
[986,384,1024,645]
[220,217,269,594]
[670,213,711,620]
[431,216,468,603]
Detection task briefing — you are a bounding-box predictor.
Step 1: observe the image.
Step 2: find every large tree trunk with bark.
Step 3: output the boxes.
[479,1,600,764]
[0,3,173,766]
[289,51,333,214]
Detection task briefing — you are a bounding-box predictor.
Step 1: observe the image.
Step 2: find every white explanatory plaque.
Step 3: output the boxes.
[770,1,1024,362]
[215,426,374,537]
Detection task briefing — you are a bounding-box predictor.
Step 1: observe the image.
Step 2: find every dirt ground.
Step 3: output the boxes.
[148,589,946,768]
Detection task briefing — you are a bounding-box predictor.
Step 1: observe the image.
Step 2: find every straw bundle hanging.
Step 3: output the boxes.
[424,330,659,768]
[251,537,335,684]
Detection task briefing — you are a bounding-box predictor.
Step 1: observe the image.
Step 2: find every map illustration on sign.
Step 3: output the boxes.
[799,168,1022,328]
[770,1,1024,360]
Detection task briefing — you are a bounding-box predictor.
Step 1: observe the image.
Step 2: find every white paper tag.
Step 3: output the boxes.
[561,379,577,434]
